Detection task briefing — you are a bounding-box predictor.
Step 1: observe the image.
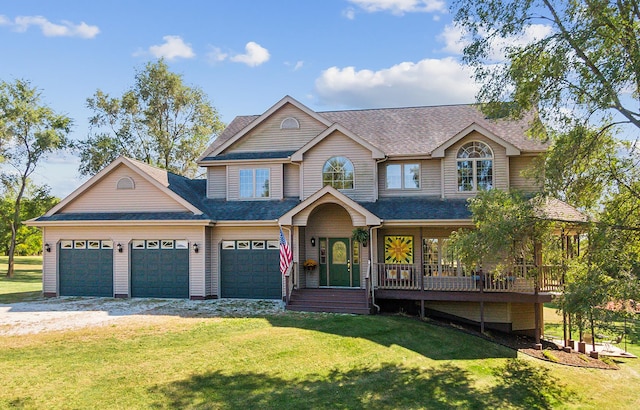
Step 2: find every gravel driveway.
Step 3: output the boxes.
[0,297,285,336]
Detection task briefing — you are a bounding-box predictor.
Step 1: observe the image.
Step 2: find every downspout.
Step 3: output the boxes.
[368,157,387,313]
[369,223,383,313]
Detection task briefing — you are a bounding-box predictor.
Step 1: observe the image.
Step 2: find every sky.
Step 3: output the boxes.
[0,0,515,198]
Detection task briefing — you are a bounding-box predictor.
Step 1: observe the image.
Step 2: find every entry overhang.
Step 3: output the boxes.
[278,185,382,226]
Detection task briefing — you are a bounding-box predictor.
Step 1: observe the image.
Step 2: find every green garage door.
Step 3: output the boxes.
[221,240,282,299]
[59,240,114,297]
[131,240,189,298]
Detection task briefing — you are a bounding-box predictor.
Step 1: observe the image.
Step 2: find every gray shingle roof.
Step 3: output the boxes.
[200,198,300,221]
[203,103,547,158]
[202,150,296,162]
[360,197,471,220]
[36,212,209,222]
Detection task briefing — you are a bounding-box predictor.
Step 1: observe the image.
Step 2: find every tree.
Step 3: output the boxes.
[0,79,71,277]
[0,179,59,255]
[450,189,552,274]
[453,0,640,134]
[76,59,225,177]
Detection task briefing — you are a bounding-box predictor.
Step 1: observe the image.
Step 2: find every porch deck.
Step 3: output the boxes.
[372,263,562,303]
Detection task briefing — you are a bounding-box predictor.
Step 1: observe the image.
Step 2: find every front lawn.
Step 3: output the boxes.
[2,311,640,409]
[0,256,43,303]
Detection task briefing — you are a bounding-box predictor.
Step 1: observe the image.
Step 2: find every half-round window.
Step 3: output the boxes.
[456,141,493,191]
[116,176,135,190]
[280,117,300,129]
[323,156,354,190]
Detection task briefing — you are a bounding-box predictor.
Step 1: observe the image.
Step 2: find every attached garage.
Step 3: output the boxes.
[59,240,114,297]
[130,239,189,298]
[220,240,282,299]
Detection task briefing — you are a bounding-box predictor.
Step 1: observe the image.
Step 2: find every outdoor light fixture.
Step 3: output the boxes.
[44,243,51,253]
[310,237,316,247]
[117,243,123,253]
[193,243,199,253]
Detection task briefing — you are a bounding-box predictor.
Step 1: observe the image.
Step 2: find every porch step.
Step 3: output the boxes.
[286,288,371,315]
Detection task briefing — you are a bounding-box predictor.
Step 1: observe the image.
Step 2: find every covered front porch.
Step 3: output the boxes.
[373,263,563,294]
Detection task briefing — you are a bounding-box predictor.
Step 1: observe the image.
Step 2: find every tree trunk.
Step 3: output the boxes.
[6,175,27,278]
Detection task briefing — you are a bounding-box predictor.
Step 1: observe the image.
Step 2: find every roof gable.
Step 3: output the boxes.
[291,124,385,161]
[198,95,332,162]
[279,185,381,226]
[431,122,521,158]
[46,157,203,217]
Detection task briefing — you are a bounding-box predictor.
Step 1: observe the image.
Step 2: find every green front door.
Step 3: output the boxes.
[328,238,351,286]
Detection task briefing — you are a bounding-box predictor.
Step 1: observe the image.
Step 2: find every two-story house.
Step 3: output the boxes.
[29,95,572,337]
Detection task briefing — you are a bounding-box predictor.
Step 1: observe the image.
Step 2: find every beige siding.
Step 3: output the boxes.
[228,104,327,153]
[62,165,189,213]
[207,166,227,199]
[293,197,367,227]
[227,163,283,200]
[42,225,206,297]
[425,301,510,323]
[510,302,541,331]
[210,226,281,297]
[378,159,441,198]
[205,226,213,296]
[443,132,509,198]
[509,156,542,192]
[283,163,300,198]
[302,132,376,202]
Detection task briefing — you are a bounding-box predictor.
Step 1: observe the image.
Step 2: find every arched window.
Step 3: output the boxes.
[280,117,300,129]
[116,176,135,190]
[322,156,354,190]
[456,141,493,191]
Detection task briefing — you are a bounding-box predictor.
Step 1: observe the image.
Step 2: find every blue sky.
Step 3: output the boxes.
[0,0,498,197]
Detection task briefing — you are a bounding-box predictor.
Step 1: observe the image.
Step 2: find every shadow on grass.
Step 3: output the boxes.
[267,314,517,361]
[0,291,42,304]
[490,359,575,409]
[150,359,572,409]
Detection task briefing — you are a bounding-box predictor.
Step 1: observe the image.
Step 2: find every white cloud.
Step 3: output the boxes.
[0,15,99,38]
[285,60,304,71]
[439,23,554,61]
[315,57,479,108]
[148,35,195,60]
[342,7,356,20]
[207,46,228,64]
[229,42,270,67]
[348,0,446,15]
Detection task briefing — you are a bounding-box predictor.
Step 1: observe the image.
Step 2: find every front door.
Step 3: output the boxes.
[328,238,351,286]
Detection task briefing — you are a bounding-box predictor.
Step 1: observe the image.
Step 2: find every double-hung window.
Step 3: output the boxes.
[386,163,420,189]
[239,168,270,198]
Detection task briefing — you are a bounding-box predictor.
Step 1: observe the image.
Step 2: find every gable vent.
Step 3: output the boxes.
[280,117,300,129]
[116,176,135,190]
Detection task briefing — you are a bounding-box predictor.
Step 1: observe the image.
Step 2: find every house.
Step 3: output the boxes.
[28,95,569,337]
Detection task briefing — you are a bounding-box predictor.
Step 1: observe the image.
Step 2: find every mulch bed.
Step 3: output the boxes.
[426,317,618,369]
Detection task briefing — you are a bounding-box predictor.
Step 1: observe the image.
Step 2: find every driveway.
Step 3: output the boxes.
[0,297,285,336]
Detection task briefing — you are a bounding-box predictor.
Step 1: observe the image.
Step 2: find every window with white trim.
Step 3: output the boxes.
[386,163,420,189]
[457,141,493,192]
[239,168,270,198]
[322,156,354,190]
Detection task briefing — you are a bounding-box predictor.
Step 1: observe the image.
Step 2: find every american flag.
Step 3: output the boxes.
[279,227,293,276]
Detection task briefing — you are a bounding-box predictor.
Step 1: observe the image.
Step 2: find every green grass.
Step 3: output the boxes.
[1,312,640,409]
[0,256,43,303]
[1,265,639,408]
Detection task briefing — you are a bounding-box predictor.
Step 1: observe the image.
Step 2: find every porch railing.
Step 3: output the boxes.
[373,263,564,293]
